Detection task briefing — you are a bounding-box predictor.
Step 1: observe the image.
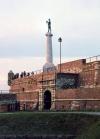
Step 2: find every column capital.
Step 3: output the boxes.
[45,32,53,37]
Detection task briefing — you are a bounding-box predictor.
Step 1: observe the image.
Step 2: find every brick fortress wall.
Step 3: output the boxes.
[9,58,100,111]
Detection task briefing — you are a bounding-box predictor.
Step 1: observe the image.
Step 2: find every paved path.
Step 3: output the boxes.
[0,111,100,115]
[66,111,100,115]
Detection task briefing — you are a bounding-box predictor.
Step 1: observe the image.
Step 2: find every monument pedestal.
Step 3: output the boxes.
[43,62,55,72]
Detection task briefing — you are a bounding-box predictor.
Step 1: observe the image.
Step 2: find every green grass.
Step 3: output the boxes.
[75,120,100,139]
[0,112,99,138]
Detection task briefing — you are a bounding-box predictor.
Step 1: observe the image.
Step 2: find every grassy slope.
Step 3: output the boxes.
[0,112,99,138]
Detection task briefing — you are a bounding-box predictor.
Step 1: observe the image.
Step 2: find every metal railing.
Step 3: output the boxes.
[0,90,10,94]
[86,55,100,63]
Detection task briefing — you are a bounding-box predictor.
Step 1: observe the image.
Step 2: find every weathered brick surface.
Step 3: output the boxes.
[8,59,100,111]
[55,89,79,99]
[58,59,86,73]
[15,91,39,110]
[55,88,100,100]
[16,92,38,101]
[10,71,56,93]
[80,61,100,86]
[55,88,100,110]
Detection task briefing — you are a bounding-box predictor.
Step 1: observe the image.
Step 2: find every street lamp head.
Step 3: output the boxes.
[58,37,62,42]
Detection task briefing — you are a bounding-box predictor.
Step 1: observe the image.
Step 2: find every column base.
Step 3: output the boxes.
[43,63,56,72]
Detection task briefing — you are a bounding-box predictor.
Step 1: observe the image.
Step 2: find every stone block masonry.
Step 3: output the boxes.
[8,57,100,111]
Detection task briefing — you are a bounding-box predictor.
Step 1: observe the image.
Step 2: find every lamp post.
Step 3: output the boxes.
[58,37,62,73]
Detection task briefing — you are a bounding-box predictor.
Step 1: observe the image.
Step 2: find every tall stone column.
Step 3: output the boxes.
[46,32,53,64]
[43,19,55,71]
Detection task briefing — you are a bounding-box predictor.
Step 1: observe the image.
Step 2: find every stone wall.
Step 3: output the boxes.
[10,71,56,93]
[58,59,86,73]
[16,91,39,111]
[9,59,100,111]
[80,61,100,87]
[55,88,100,110]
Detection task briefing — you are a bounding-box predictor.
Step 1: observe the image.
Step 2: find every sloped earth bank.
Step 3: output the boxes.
[0,112,99,139]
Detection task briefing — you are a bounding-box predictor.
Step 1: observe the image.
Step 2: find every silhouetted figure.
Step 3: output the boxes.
[23,71,26,77]
[27,73,30,76]
[46,19,51,33]
[20,72,24,78]
[31,71,34,75]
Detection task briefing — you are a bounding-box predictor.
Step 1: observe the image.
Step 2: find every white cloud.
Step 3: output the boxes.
[0,0,100,40]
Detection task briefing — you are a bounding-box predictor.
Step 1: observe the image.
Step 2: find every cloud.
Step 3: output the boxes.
[0,0,100,58]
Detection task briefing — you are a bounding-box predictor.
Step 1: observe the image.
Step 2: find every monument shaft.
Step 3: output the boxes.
[46,33,53,64]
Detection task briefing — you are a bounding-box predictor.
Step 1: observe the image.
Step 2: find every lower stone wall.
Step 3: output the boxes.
[55,88,100,110]
[19,101,38,111]
[3,87,99,111]
[55,100,100,110]
[86,100,100,110]
[16,91,39,111]
[0,104,8,112]
[55,100,71,110]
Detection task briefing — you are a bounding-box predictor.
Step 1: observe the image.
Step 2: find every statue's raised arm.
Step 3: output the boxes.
[46,19,51,33]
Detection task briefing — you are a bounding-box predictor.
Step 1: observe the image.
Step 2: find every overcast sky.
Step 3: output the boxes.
[0,0,100,90]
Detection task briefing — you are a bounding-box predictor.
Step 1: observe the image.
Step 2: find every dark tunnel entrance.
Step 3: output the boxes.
[43,90,51,110]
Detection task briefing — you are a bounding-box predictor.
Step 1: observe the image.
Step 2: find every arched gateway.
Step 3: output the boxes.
[43,90,51,110]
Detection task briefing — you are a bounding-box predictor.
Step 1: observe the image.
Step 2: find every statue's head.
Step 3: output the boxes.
[49,18,50,22]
